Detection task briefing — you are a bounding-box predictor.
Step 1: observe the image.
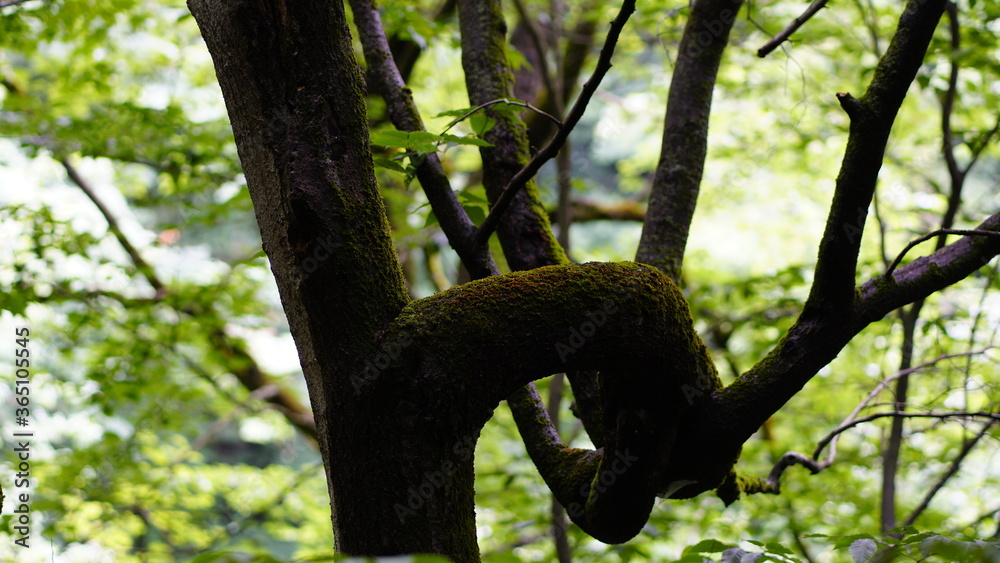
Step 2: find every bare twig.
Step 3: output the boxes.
[440,98,562,134]
[885,229,1000,277]
[817,410,999,454]
[757,0,829,57]
[61,157,165,294]
[962,113,1000,176]
[476,0,635,243]
[763,345,997,490]
[903,420,995,527]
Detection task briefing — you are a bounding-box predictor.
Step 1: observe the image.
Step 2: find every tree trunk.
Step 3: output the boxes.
[186,0,482,558]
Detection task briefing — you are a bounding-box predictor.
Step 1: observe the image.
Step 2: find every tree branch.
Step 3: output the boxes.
[902,420,995,527]
[548,198,646,223]
[712,0,951,452]
[384,262,724,543]
[457,0,567,270]
[858,211,1000,324]
[476,0,636,244]
[636,0,746,282]
[885,229,1000,277]
[758,411,998,495]
[349,0,499,279]
[61,157,317,440]
[61,157,165,294]
[757,0,829,57]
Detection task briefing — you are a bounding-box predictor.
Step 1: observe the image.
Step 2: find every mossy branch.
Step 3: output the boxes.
[349,0,498,279]
[636,0,746,283]
[378,262,725,543]
[714,0,950,454]
[807,0,946,317]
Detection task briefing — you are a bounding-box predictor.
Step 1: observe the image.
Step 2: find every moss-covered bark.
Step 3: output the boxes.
[376,262,737,543]
[457,0,568,270]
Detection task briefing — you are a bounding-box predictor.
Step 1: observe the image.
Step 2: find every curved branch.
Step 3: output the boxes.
[858,211,1000,324]
[817,411,1000,455]
[757,347,998,493]
[885,228,1000,277]
[381,262,725,543]
[441,98,562,133]
[760,410,998,494]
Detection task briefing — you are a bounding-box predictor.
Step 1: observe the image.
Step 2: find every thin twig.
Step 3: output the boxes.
[763,344,998,489]
[757,0,829,57]
[61,157,165,293]
[62,157,318,440]
[816,410,1000,456]
[476,0,636,243]
[903,420,995,527]
[885,229,1000,277]
[440,98,562,135]
[962,113,1000,176]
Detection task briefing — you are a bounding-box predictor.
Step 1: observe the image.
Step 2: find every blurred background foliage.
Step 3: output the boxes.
[0,0,998,561]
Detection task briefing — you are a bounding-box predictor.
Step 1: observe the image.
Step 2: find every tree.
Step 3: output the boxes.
[180,0,999,559]
[1,0,998,561]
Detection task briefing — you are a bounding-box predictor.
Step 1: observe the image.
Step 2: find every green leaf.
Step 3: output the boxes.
[370,129,411,149]
[374,157,408,173]
[831,534,876,550]
[441,133,492,147]
[434,107,475,118]
[463,203,486,224]
[469,113,496,136]
[683,538,730,554]
[406,131,443,152]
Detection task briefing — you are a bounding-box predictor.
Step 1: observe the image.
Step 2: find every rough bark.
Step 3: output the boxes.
[457,0,568,270]
[382,262,728,543]
[186,0,437,557]
[636,0,745,283]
